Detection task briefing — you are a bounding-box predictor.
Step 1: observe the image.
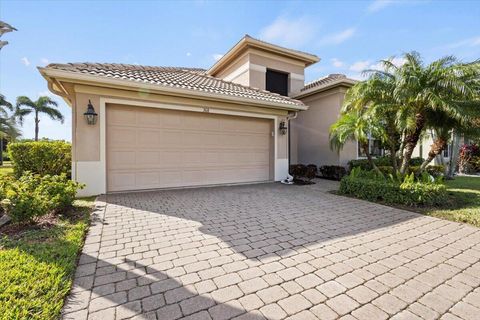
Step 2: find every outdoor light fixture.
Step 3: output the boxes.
[279,120,288,135]
[84,100,98,125]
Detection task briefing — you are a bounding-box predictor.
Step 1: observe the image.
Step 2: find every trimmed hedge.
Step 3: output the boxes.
[319,165,347,181]
[348,156,425,171]
[339,175,447,206]
[7,141,71,177]
[0,172,83,223]
[377,165,445,177]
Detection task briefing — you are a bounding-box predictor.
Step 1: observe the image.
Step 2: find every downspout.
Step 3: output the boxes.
[287,111,298,168]
[282,111,298,185]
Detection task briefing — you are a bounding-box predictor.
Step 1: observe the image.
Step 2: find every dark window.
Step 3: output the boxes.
[266,69,288,96]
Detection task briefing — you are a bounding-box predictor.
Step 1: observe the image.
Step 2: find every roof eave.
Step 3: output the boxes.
[293,79,357,99]
[39,67,308,111]
[207,36,320,76]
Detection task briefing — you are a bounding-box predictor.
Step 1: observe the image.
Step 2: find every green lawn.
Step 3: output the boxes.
[416,176,480,227]
[0,161,13,176]
[0,197,95,320]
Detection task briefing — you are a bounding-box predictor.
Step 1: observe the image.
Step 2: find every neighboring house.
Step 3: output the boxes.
[39,35,356,196]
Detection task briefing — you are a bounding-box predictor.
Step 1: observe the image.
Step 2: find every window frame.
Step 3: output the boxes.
[265,68,289,96]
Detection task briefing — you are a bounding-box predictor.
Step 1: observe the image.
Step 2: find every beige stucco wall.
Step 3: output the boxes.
[74,93,101,161]
[292,87,356,167]
[213,50,306,97]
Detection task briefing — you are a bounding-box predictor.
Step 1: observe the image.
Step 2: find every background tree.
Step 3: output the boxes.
[332,52,480,176]
[15,96,64,141]
[330,107,384,174]
[0,94,20,165]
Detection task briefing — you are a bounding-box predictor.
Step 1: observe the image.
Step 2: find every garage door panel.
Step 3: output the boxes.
[137,129,161,146]
[107,127,137,146]
[160,112,183,128]
[136,110,161,127]
[108,151,136,169]
[107,104,273,192]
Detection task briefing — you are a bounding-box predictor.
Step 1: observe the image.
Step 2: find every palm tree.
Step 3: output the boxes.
[15,96,64,141]
[385,53,479,174]
[330,107,384,174]
[0,94,20,165]
[340,70,401,172]
[349,53,480,175]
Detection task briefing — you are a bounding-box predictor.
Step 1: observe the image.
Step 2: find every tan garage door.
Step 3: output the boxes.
[106,104,273,192]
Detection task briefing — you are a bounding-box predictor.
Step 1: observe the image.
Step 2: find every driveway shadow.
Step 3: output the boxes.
[63,253,263,319]
[105,181,420,262]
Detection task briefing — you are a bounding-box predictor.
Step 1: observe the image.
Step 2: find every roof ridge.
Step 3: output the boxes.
[47,62,207,73]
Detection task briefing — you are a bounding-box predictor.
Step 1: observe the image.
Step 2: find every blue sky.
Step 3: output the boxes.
[1,0,479,141]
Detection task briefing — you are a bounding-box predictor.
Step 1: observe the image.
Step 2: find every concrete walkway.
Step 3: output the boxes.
[63,180,480,320]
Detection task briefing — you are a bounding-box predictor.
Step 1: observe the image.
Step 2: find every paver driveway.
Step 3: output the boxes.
[63,180,480,320]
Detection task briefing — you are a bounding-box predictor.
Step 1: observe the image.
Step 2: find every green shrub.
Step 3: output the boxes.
[0,172,83,223]
[319,165,347,181]
[7,140,71,178]
[348,156,426,171]
[409,157,425,166]
[339,171,447,206]
[377,165,445,177]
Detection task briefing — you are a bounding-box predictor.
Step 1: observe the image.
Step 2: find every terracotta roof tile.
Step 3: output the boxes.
[301,74,351,92]
[45,63,305,107]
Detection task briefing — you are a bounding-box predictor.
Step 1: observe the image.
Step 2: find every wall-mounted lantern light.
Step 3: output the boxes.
[279,120,288,135]
[84,100,98,125]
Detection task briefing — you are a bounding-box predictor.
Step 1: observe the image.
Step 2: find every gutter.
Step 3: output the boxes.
[38,68,308,112]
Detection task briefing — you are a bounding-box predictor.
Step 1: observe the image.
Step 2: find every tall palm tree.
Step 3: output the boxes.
[15,96,64,141]
[330,107,384,174]
[341,70,401,172]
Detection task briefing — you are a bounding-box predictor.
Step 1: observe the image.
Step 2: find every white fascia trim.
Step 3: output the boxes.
[96,97,283,194]
[41,68,307,111]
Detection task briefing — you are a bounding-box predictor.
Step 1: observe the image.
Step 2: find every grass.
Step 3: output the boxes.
[0,197,95,320]
[415,176,480,227]
[0,161,13,176]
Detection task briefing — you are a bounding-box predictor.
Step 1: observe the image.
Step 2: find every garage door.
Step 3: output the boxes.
[106,104,273,192]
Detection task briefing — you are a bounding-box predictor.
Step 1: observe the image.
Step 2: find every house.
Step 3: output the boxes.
[39,35,357,196]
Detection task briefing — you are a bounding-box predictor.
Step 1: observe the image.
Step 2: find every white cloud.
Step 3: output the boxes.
[40,58,49,66]
[367,0,396,12]
[319,28,356,45]
[349,60,371,72]
[186,52,192,57]
[446,36,480,49]
[258,16,316,47]
[331,58,345,68]
[212,54,223,61]
[348,56,407,78]
[21,57,30,66]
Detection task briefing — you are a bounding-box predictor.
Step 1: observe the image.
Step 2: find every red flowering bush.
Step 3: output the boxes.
[458,144,480,173]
